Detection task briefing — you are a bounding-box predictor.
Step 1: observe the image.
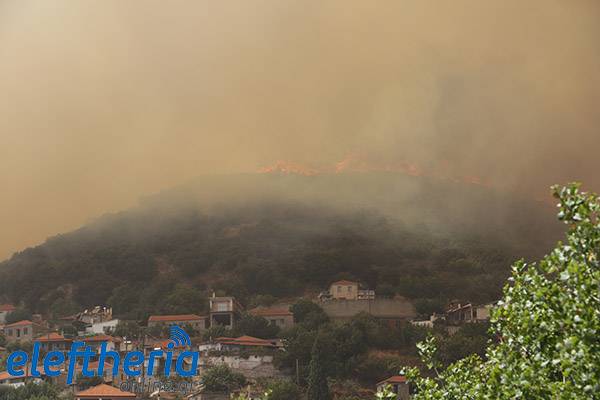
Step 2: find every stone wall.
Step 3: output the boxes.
[320,298,416,321]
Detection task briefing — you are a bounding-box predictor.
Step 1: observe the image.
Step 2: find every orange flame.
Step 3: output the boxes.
[258,154,492,188]
[258,160,320,176]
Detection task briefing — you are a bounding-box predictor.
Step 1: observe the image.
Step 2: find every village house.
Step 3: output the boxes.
[87,319,120,335]
[445,301,496,325]
[75,383,136,400]
[209,296,242,329]
[320,296,416,326]
[4,320,48,343]
[138,338,196,381]
[79,306,113,325]
[248,307,294,329]
[34,332,73,352]
[0,370,46,388]
[0,303,16,324]
[321,280,376,301]
[144,337,191,355]
[330,280,359,300]
[410,313,445,328]
[199,335,278,353]
[148,314,207,331]
[57,306,115,336]
[77,334,120,359]
[0,363,49,388]
[377,375,410,400]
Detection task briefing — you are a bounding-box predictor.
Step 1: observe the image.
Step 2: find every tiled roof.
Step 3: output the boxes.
[76,383,136,398]
[76,360,115,372]
[249,307,292,317]
[331,280,358,286]
[78,334,117,342]
[148,314,206,322]
[4,320,33,328]
[34,332,71,342]
[378,375,407,385]
[0,367,45,381]
[215,335,276,347]
[0,304,16,312]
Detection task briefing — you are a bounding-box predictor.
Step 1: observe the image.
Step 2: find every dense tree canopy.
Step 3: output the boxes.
[0,174,559,319]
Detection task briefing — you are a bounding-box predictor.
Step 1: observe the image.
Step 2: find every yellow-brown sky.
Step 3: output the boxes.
[1,0,599,260]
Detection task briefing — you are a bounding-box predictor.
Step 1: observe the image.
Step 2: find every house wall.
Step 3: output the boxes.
[87,319,120,335]
[321,298,416,321]
[330,283,359,300]
[38,341,71,352]
[4,324,40,343]
[0,311,10,324]
[474,305,493,321]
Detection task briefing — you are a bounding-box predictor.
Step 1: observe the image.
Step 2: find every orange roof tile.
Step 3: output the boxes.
[215,335,275,347]
[4,320,33,328]
[34,332,71,342]
[78,334,116,342]
[76,383,136,398]
[148,314,206,322]
[0,304,16,312]
[76,360,115,372]
[0,367,45,381]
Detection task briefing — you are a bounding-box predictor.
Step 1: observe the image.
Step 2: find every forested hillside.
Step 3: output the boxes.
[0,173,562,319]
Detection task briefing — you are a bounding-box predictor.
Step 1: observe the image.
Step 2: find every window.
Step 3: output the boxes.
[7,329,12,336]
[337,286,342,293]
[16,329,21,338]
[23,328,28,335]
[347,286,352,293]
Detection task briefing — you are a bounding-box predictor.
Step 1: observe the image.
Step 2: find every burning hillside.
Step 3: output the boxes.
[259,153,492,188]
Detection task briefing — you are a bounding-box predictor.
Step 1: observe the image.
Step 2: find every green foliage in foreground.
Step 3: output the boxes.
[202,365,246,393]
[0,382,61,400]
[307,334,332,400]
[405,184,600,399]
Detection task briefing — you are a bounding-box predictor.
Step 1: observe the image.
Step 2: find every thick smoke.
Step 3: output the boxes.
[0,0,599,259]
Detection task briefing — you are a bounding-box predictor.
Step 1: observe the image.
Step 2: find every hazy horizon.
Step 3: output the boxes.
[1,0,599,260]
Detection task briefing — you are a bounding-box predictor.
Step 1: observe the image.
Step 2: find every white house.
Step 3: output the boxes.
[0,370,45,388]
[86,319,120,335]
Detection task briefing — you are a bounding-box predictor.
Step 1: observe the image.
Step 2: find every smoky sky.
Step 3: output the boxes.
[0,0,599,260]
